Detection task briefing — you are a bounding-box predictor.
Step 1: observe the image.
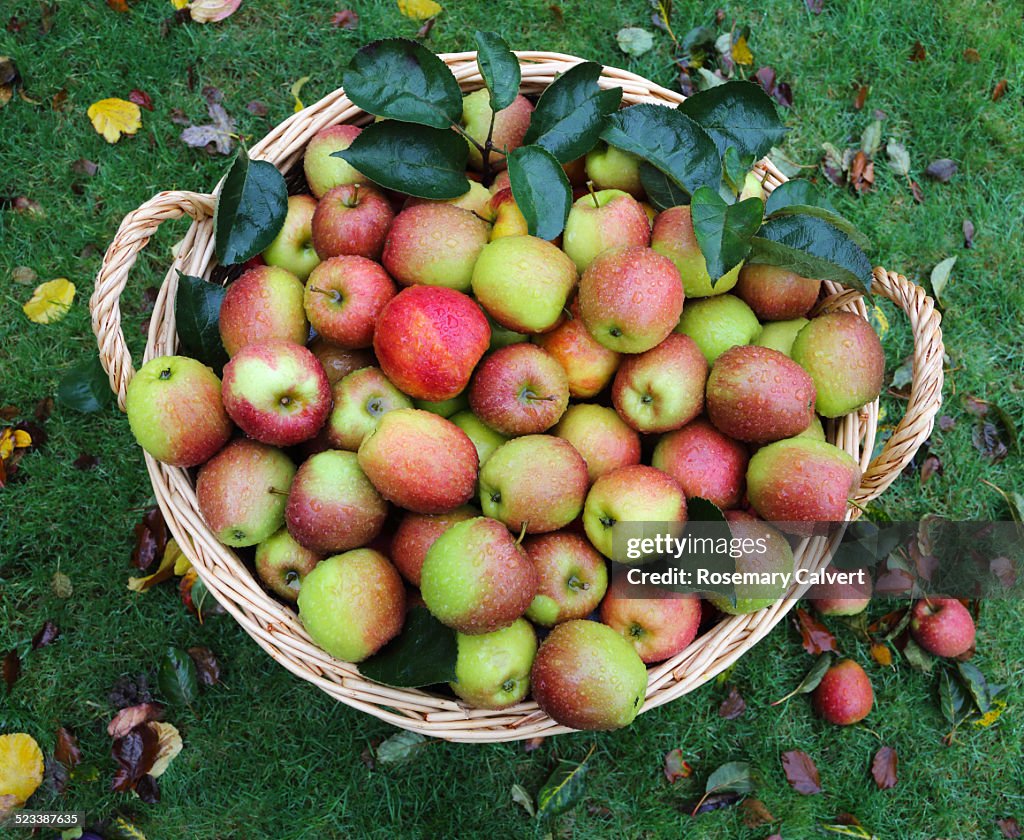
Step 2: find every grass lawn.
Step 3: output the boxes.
[2,1,1023,837]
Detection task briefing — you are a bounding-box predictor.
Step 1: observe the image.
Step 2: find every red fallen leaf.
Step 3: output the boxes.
[963,219,975,248]
[938,415,956,432]
[55,726,82,770]
[795,608,838,655]
[523,737,545,752]
[910,180,924,203]
[718,685,746,719]
[868,608,906,635]
[6,16,23,32]
[107,0,130,11]
[51,88,68,110]
[992,79,1008,102]
[31,619,59,650]
[3,649,20,693]
[871,746,897,789]
[963,47,981,63]
[781,749,822,795]
[909,41,926,61]
[664,748,693,782]
[246,100,268,116]
[740,797,776,828]
[920,454,942,483]
[169,107,191,125]
[111,723,160,792]
[131,506,168,571]
[853,84,869,110]
[108,702,164,738]
[997,817,1021,838]
[415,16,436,40]
[33,396,54,422]
[126,89,153,111]
[549,4,564,25]
[187,646,222,687]
[849,150,875,194]
[330,9,359,29]
[805,0,823,13]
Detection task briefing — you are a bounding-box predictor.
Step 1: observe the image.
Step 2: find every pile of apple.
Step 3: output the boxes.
[124,88,890,731]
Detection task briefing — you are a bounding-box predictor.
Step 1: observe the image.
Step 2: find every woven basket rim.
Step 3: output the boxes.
[89,51,945,742]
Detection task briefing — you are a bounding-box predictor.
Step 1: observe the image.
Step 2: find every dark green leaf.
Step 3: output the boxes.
[213,150,288,266]
[342,38,462,128]
[376,731,428,764]
[678,80,788,160]
[771,653,833,705]
[57,355,114,413]
[764,178,835,214]
[956,661,994,714]
[705,761,755,796]
[639,162,689,211]
[688,497,727,523]
[536,745,595,821]
[175,271,228,372]
[723,146,754,194]
[474,31,520,112]
[523,62,622,163]
[507,145,572,240]
[360,606,458,687]
[158,646,199,708]
[337,121,470,200]
[690,187,764,281]
[749,215,873,295]
[938,667,969,726]
[901,637,935,673]
[601,104,721,196]
[766,205,871,251]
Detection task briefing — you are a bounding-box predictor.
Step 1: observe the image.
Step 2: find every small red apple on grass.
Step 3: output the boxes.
[910,597,976,658]
[813,659,873,725]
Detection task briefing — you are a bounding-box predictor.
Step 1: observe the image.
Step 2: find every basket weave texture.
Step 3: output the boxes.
[90,52,944,742]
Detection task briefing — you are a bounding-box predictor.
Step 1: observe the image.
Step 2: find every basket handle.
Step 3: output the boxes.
[90,190,216,411]
[854,266,944,503]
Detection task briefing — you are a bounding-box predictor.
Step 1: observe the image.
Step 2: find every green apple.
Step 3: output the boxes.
[460,89,534,170]
[390,506,478,586]
[126,355,233,467]
[450,618,537,709]
[562,189,650,272]
[254,528,322,603]
[449,410,508,468]
[675,294,762,364]
[611,333,707,433]
[263,194,320,281]
[326,366,412,451]
[584,143,644,197]
[414,394,469,418]
[297,549,406,662]
[552,403,641,482]
[530,619,648,730]
[303,124,364,198]
[219,265,308,357]
[754,317,810,357]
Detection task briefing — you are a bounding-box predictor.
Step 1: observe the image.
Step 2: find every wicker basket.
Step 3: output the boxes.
[90,52,944,742]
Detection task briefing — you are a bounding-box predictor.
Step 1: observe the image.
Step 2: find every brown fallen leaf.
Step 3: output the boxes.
[330,9,359,29]
[853,84,868,111]
[963,48,980,63]
[3,649,20,693]
[871,746,897,789]
[131,506,168,571]
[246,100,268,116]
[415,15,436,40]
[997,817,1021,838]
[51,88,68,111]
[54,727,82,770]
[108,702,164,739]
[187,646,222,687]
[781,749,822,794]
[73,453,99,470]
[718,684,746,720]
[740,797,776,828]
[910,180,924,203]
[33,396,53,422]
[523,736,545,752]
[135,773,160,803]
[963,219,975,248]
[795,608,839,655]
[920,454,942,483]
[549,4,564,24]
[909,41,926,61]
[128,88,154,111]
[111,725,160,792]
[925,158,957,182]
[31,620,59,650]
[107,0,130,11]
[849,150,875,194]
[992,79,1008,101]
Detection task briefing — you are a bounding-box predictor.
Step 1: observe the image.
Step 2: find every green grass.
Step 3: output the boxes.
[2,1,1023,837]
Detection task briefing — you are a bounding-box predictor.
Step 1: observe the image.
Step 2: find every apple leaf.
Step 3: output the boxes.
[639,162,689,211]
[956,661,1005,715]
[765,205,871,251]
[57,355,114,413]
[523,61,622,163]
[175,271,228,373]
[376,731,428,764]
[678,80,788,160]
[213,149,288,266]
[690,187,764,282]
[601,104,722,196]
[507,145,572,240]
[474,31,520,112]
[871,746,898,790]
[780,750,821,795]
[938,666,971,727]
[359,606,457,688]
[157,646,199,710]
[764,178,834,214]
[770,652,833,706]
[536,744,595,821]
[722,146,755,194]
[749,215,874,295]
[336,121,470,200]
[705,761,756,796]
[341,38,462,128]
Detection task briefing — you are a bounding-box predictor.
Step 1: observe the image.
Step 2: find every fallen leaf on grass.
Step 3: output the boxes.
[909,41,926,61]
[870,746,897,789]
[740,797,776,828]
[910,180,924,203]
[781,749,821,795]
[71,159,99,177]
[377,730,428,763]
[188,0,242,23]
[131,506,168,572]
[997,818,1021,839]
[930,256,956,305]
[51,571,72,598]
[107,0,130,10]
[31,620,59,650]
[3,650,21,693]
[88,98,142,143]
[73,452,99,470]
[148,722,183,777]
[617,27,654,58]
[974,423,1009,463]
[731,35,753,66]
[805,0,823,12]
[187,646,222,686]
[0,734,44,805]
[331,9,359,29]
[754,66,793,107]
[290,76,310,113]
[870,642,893,667]
[771,653,832,705]
[523,737,545,752]
[920,454,942,483]
[963,48,980,62]
[718,684,746,719]
[849,150,874,194]
[54,727,82,770]
[795,608,838,655]
[925,158,957,182]
[664,748,693,782]
[108,703,165,739]
[22,278,75,324]
[398,0,441,20]
[12,266,37,285]
[0,56,22,109]
[537,745,595,821]
[885,139,910,176]
[691,761,755,816]
[510,783,534,817]
[852,84,869,110]
[158,647,199,709]
[128,88,154,111]
[245,100,268,115]
[111,724,159,792]
[962,218,975,248]
[415,16,436,39]
[992,79,1008,101]
[180,86,236,155]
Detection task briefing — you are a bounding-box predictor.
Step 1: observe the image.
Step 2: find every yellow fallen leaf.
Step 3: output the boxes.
[128,545,179,592]
[731,35,753,66]
[0,428,32,461]
[398,0,442,20]
[973,698,1007,727]
[170,0,189,8]
[22,278,75,324]
[189,0,242,23]
[0,733,44,805]
[870,642,893,667]
[87,98,141,143]
[869,305,890,338]
[290,76,310,113]
[168,540,192,576]
[112,818,148,840]
[148,722,183,777]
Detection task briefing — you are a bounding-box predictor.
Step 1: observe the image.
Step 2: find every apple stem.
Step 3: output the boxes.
[341,185,360,208]
[523,390,556,403]
[515,521,528,545]
[586,180,600,208]
[480,108,498,186]
[309,286,342,303]
[268,487,289,496]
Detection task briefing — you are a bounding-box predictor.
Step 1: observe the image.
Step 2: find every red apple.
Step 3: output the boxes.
[562,189,651,272]
[307,338,374,386]
[735,263,821,321]
[219,265,308,357]
[524,532,608,626]
[910,598,976,658]
[468,344,569,435]
[552,403,641,482]
[221,341,331,446]
[533,300,620,399]
[382,203,490,291]
[611,333,707,433]
[254,528,323,603]
[303,255,395,349]
[311,183,395,261]
[652,419,749,509]
[390,506,478,586]
[813,659,873,725]
[460,90,533,170]
[600,583,701,663]
[373,286,490,402]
